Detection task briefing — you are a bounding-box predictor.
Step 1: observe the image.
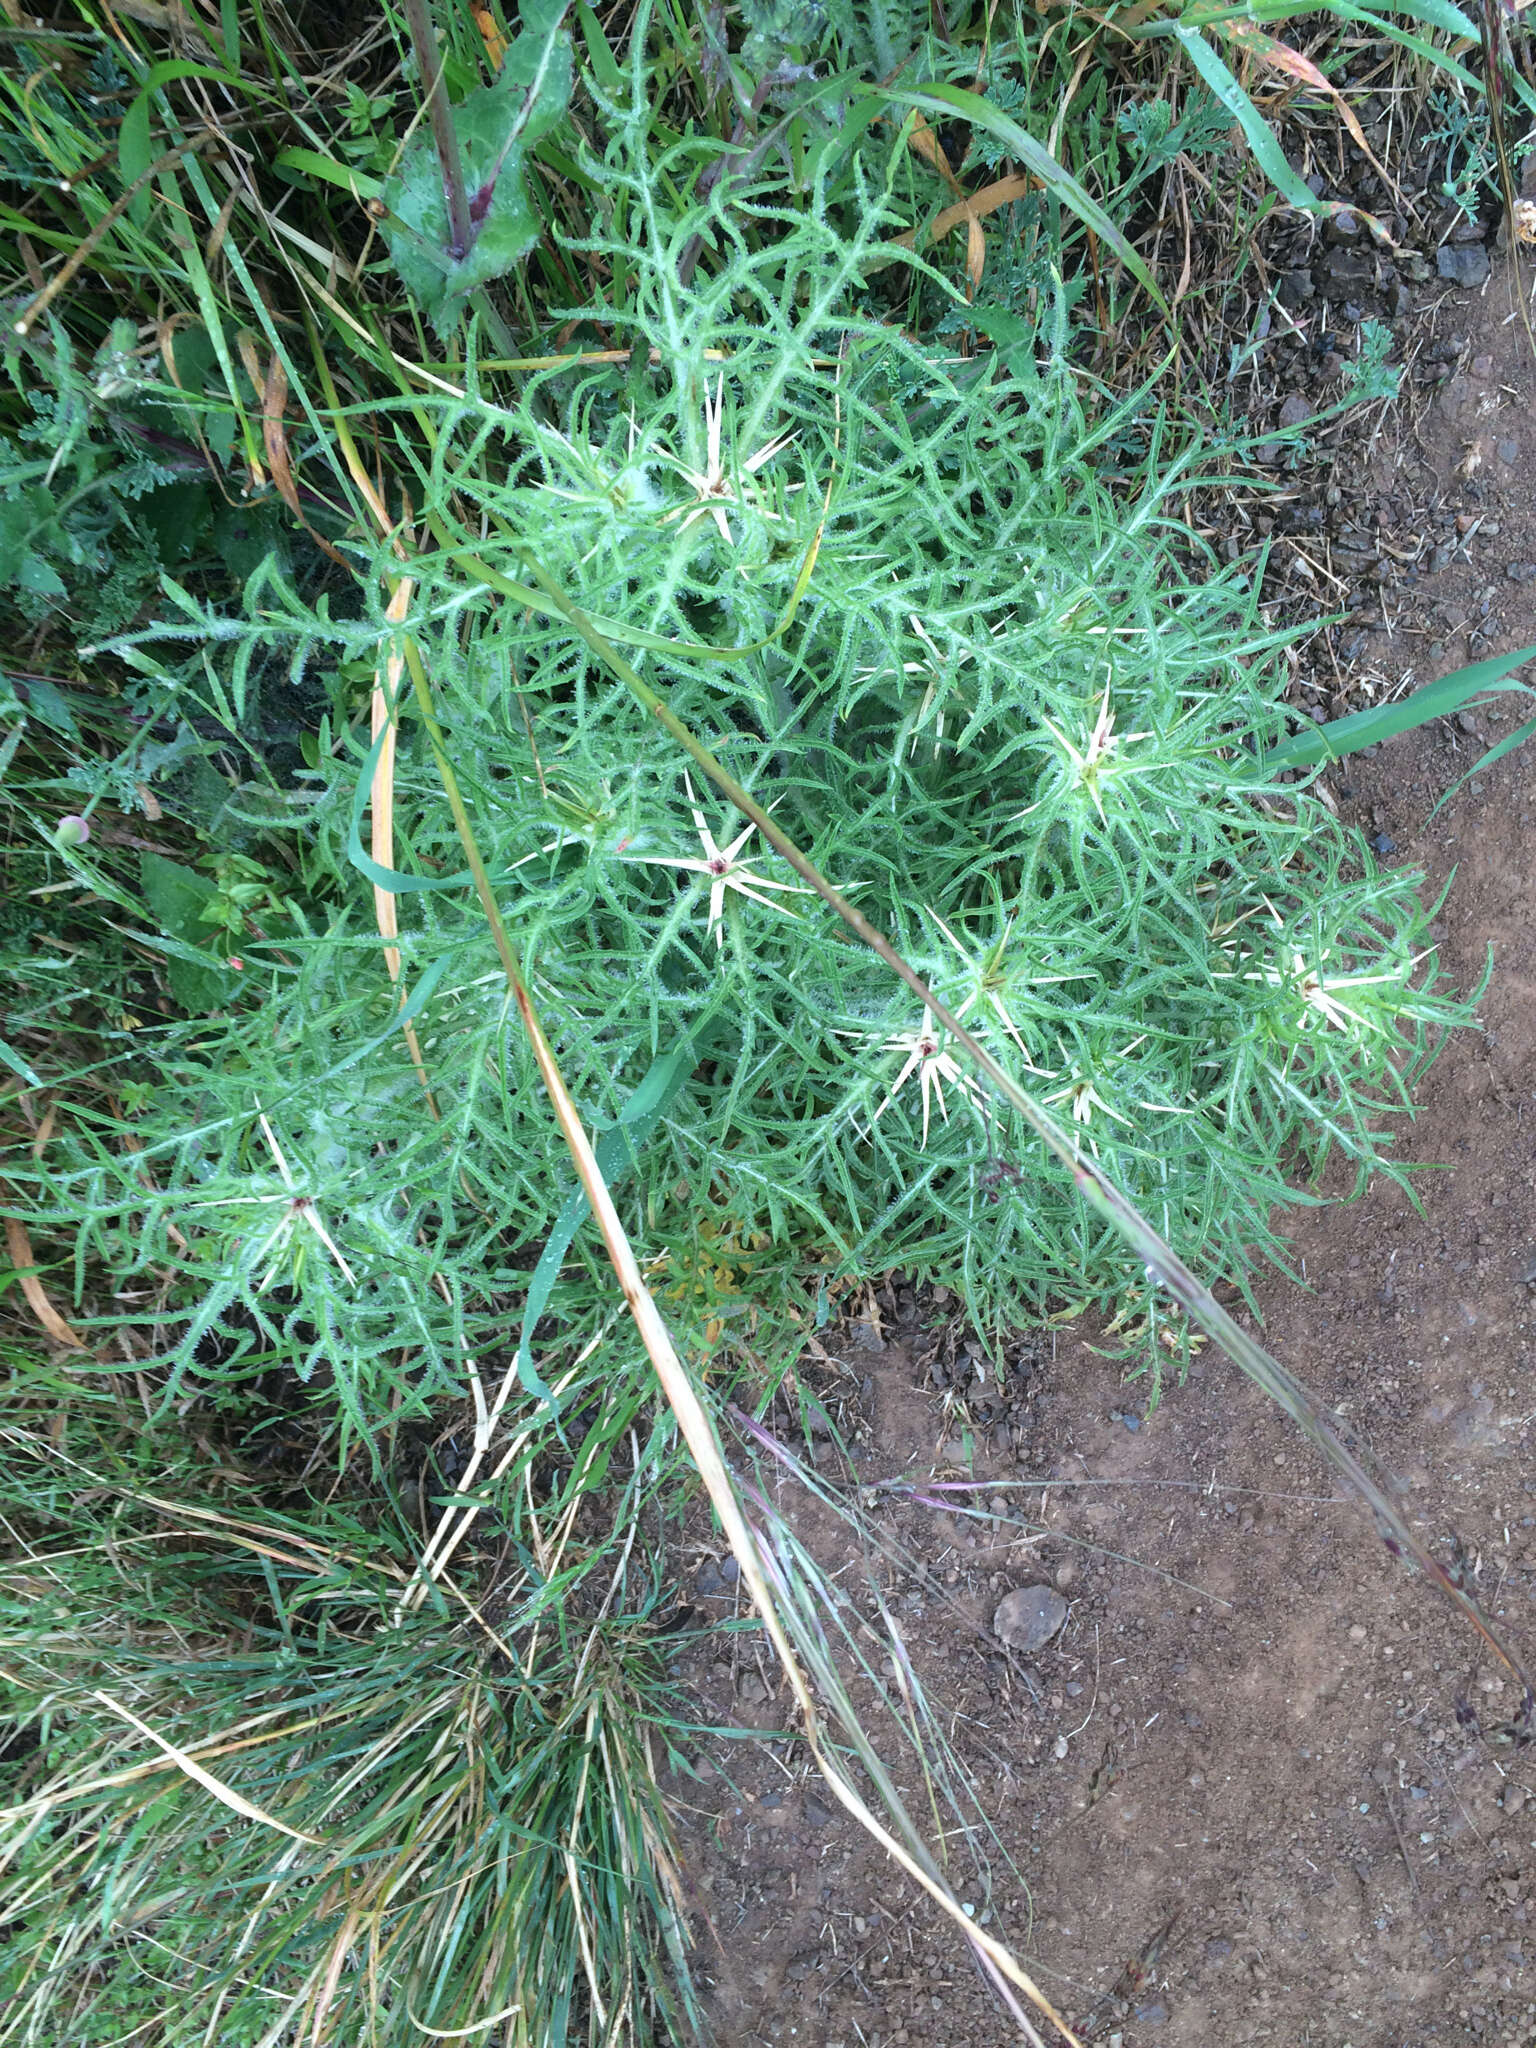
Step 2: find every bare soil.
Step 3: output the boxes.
[666,257,1536,2048]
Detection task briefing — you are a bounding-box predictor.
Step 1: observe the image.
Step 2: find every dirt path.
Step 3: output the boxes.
[669,262,1536,2048]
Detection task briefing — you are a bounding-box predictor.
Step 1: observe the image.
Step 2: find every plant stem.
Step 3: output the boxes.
[399,0,473,262]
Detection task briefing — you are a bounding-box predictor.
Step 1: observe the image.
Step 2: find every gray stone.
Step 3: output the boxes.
[993,1583,1069,1653]
[1437,242,1491,288]
[1277,393,1312,429]
[1321,247,1372,290]
[1507,561,1536,583]
[1277,268,1314,309]
[1438,372,1479,420]
[1498,438,1520,465]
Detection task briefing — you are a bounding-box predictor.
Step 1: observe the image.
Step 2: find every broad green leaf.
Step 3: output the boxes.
[382,11,573,332]
[118,61,249,229]
[137,851,238,1011]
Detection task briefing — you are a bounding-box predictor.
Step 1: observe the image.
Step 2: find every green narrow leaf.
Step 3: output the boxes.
[0,1035,41,1087]
[1430,714,1536,817]
[576,0,623,93]
[117,92,153,228]
[1262,644,1536,771]
[274,147,384,201]
[346,722,475,895]
[1168,26,1328,215]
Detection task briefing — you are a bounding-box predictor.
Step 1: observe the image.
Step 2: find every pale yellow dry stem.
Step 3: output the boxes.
[90,1691,322,1845]
[484,954,1078,2047]
[371,580,438,1106]
[4,1214,85,1349]
[352,574,1086,2044]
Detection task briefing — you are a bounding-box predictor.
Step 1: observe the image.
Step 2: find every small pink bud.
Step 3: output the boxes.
[55,814,91,847]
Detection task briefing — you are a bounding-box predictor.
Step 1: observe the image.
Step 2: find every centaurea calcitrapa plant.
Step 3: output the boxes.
[23,91,1474,1440]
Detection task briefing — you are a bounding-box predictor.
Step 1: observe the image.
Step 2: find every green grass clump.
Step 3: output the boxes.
[0,1364,700,2048]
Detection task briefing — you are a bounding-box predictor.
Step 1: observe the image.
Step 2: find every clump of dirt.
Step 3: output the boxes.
[665,253,1536,2048]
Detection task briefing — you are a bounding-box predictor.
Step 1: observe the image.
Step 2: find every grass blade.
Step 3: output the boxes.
[874,83,1168,313]
[1263,644,1536,771]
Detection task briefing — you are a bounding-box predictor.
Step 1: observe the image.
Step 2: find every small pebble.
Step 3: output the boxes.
[1507,561,1536,583]
[1123,1413,1141,1433]
[994,1584,1069,1654]
[1371,832,1396,856]
[1437,242,1491,288]
[1498,438,1520,465]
